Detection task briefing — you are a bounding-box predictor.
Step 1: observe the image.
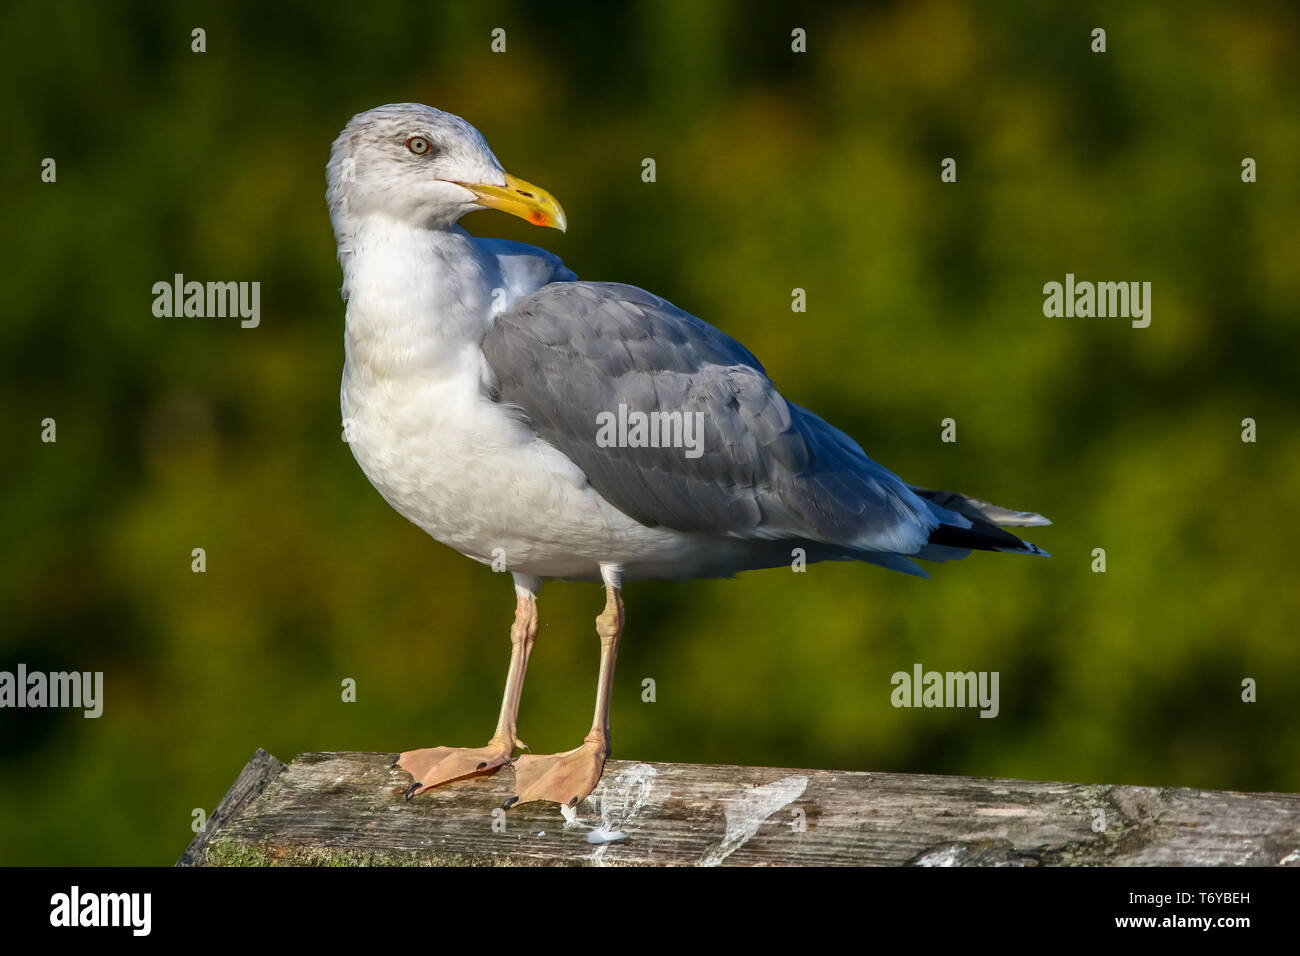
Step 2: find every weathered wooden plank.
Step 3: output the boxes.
[195,750,1300,866]
[176,748,288,867]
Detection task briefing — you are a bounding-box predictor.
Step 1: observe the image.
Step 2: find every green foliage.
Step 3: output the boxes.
[2,0,1296,863]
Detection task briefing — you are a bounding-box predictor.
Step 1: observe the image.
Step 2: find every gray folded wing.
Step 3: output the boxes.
[480,281,942,555]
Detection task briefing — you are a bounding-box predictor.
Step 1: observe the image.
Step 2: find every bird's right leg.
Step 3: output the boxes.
[395,575,539,800]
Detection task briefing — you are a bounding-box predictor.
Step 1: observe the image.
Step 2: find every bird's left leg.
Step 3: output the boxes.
[510,565,623,808]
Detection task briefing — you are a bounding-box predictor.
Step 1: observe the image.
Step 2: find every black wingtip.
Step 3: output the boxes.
[927,521,1046,556]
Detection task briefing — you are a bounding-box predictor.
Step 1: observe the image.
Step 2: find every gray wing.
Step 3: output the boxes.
[481,281,944,554]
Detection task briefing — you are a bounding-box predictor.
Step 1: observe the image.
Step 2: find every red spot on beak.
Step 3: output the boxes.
[530,210,547,225]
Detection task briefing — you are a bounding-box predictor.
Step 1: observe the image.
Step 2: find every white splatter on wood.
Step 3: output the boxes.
[697,774,809,866]
[913,845,962,867]
[553,762,657,864]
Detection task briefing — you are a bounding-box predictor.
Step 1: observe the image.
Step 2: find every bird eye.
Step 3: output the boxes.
[406,136,432,155]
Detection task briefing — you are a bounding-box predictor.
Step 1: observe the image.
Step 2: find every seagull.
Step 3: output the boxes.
[326,103,1050,809]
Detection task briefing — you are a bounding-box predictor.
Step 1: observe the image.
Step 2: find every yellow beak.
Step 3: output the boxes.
[455,172,567,232]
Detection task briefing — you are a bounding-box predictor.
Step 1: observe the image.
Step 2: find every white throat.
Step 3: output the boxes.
[340,216,499,380]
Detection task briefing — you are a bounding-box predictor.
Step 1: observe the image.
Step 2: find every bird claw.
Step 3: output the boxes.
[404,782,422,803]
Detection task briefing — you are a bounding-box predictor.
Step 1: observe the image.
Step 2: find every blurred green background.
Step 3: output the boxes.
[2,0,1297,864]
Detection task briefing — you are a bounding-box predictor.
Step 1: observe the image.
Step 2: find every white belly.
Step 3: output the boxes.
[341,359,697,581]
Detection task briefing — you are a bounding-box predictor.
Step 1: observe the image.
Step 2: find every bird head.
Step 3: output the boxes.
[326,103,566,234]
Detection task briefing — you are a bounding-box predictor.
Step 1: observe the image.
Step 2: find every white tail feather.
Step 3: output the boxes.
[966,496,1052,527]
